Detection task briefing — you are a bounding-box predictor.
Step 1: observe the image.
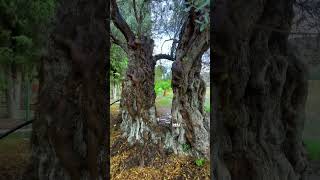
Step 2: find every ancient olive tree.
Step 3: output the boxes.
[212,0,309,179]
[111,0,176,166]
[112,0,210,167]
[26,0,108,179]
[170,0,210,157]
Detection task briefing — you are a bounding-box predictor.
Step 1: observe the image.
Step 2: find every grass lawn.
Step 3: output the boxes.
[304,139,320,160]
[155,87,210,113]
[303,80,320,160]
[0,131,31,180]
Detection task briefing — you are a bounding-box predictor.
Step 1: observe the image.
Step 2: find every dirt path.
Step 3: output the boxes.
[156,107,171,117]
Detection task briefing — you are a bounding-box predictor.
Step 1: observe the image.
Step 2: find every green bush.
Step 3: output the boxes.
[155,80,172,96]
[182,143,191,152]
[304,139,320,160]
[195,158,205,167]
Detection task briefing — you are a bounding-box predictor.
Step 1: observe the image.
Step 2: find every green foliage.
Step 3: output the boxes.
[154,80,171,96]
[182,143,191,152]
[151,0,186,39]
[195,158,205,167]
[12,35,33,52]
[112,0,152,39]
[110,44,128,84]
[304,139,320,160]
[185,0,210,32]
[0,0,55,89]
[0,47,13,64]
[155,65,166,81]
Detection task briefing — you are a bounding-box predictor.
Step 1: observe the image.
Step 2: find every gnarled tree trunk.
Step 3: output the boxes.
[170,12,210,157]
[25,0,108,180]
[119,37,168,166]
[120,38,157,145]
[212,0,309,179]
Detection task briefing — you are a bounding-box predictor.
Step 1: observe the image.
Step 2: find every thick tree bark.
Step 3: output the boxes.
[170,10,210,157]
[119,37,166,166]
[26,1,108,180]
[6,65,22,120]
[111,0,169,166]
[212,0,309,179]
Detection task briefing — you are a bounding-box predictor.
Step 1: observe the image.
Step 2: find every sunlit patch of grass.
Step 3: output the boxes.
[155,87,211,113]
[156,95,173,108]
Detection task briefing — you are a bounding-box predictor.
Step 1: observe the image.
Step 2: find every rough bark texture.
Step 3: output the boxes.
[171,11,210,157]
[212,0,310,179]
[119,37,168,166]
[26,1,108,180]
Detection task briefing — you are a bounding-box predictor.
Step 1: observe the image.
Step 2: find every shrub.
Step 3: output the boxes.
[195,158,205,167]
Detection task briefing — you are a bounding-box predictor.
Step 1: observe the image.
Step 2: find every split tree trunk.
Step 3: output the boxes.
[212,0,309,179]
[171,12,210,157]
[119,37,164,163]
[26,0,108,180]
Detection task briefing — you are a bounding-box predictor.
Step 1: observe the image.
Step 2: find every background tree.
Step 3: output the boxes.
[170,0,210,157]
[110,44,127,100]
[0,0,55,119]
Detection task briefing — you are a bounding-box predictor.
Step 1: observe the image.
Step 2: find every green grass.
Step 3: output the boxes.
[155,87,210,113]
[304,139,320,160]
[303,80,320,160]
[0,131,31,152]
[156,91,173,108]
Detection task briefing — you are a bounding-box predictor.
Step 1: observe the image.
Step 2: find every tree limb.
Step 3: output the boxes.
[153,54,175,61]
[160,39,179,53]
[111,0,135,44]
[133,0,140,23]
[110,33,128,54]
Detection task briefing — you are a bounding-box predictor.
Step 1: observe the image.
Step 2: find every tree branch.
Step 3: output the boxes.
[160,39,179,53]
[110,33,128,54]
[153,54,175,61]
[111,0,135,44]
[133,0,140,23]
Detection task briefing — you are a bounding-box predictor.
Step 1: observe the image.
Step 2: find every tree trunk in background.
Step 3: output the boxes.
[26,0,108,180]
[111,82,114,100]
[113,81,117,100]
[119,37,165,166]
[6,65,22,120]
[212,0,309,179]
[170,12,210,157]
[163,89,167,97]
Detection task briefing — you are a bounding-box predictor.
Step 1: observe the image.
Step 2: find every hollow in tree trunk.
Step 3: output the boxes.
[25,0,108,179]
[212,0,310,179]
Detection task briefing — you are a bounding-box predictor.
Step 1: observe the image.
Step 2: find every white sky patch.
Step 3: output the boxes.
[153,35,174,68]
[153,36,210,74]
